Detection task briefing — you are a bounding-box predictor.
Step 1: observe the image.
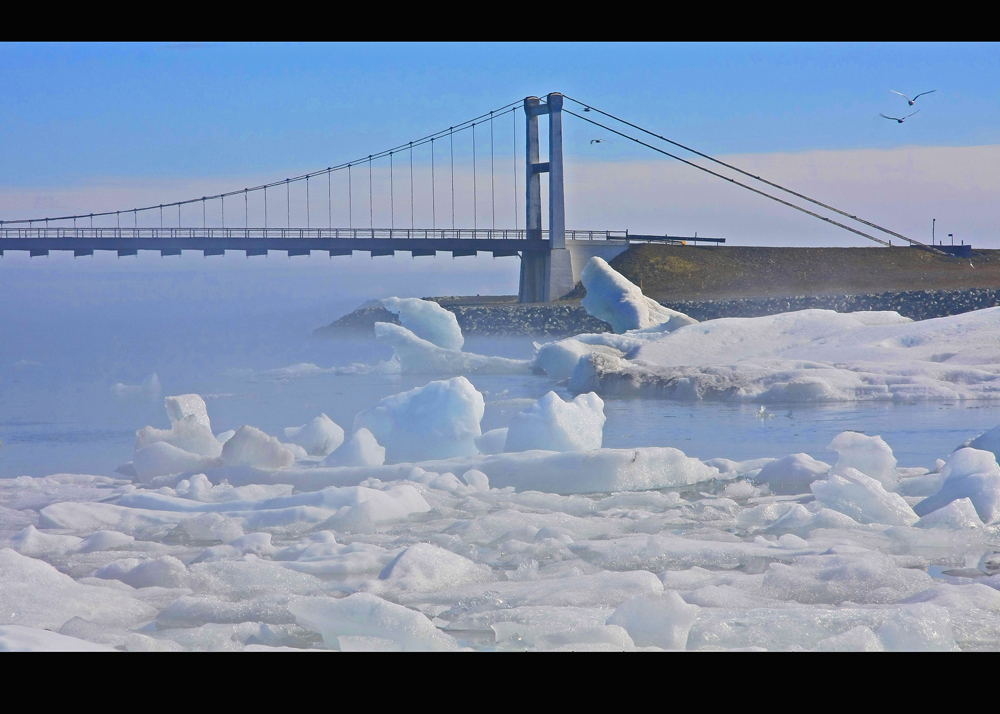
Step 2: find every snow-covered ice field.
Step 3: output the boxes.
[4,254,1000,651]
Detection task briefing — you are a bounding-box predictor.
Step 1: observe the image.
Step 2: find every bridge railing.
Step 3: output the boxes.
[0,227,639,241]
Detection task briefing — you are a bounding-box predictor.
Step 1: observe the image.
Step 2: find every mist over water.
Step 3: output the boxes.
[2,250,996,478]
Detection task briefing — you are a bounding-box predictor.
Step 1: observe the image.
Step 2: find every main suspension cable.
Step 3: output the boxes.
[3,98,525,226]
[563,95,937,251]
[563,108,893,248]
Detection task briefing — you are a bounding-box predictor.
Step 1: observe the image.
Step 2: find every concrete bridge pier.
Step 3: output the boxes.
[519,93,575,303]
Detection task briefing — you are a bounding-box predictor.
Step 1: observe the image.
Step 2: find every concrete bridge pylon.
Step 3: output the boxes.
[518,93,576,303]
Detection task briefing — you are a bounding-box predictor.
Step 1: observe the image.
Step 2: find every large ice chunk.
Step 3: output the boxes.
[504,391,605,453]
[165,394,212,430]
[580,256,697,334]
[321,428,386,467]
[133,441,220,482]
[381,297,464,351]
[753,453,830,495]
[0,549,156,630]
[283,414,345,457]
[913,447,1000,524]
[220,426,296,469]
[135,394,221,458]
[533,338,625,381]
[810,467,919,526]
[376,543,491,591]
[0,625,117,652]
[829,431,898,490]
[354,376,484,462]
[111,373,161,399]
[965,423,1000,461]
[288,593,458,651]
[374,322,529,375]
[475,428,508,456]
[606,591,698,650]
[914,497,984,529]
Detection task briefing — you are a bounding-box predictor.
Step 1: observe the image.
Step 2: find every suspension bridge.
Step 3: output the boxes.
[0,92,944,302]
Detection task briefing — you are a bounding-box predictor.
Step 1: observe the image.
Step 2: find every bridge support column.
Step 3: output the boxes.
[519,93,573,302]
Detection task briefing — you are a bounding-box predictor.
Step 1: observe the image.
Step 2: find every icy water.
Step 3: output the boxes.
[4,253,1000,652]
[4,338,1000,478]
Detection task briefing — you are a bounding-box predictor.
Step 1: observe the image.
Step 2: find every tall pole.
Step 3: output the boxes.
[547,93,565,251]
[524,96,542,241]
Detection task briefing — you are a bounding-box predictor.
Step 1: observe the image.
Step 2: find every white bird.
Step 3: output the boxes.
[890,89,936,106]
[880,110,920,124]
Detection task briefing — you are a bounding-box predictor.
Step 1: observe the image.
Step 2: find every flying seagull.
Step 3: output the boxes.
[890,89,936,106]
[590,139,609,144]
[880,110,920,123]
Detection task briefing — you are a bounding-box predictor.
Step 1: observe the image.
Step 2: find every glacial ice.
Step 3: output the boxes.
[374,322,529,375]
[380,297,464,351]
[753,453,830,495]
[133,442,220,482]
[111,373,162,399]
[289,593,459,651]
[504,391,606,453]
[913,448,1000,523]
[284,414,345,457]
[571,307,1000,403]
[220,426,296,469]
[321,428,386,467]
[474,428,507,455]
[606,590,699,650]
[533,338,625,381]
[829,431,898,490]
[353,376,484,462]
[12,296,1000,651]
[810,468,919,526]
[580,256,698,334]
[0,625,117,652]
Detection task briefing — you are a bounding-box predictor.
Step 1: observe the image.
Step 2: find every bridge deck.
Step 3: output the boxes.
[0,227,722,257]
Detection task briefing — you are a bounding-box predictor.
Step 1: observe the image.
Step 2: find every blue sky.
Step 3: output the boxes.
[2,42,997,185]
[1,42,997,248]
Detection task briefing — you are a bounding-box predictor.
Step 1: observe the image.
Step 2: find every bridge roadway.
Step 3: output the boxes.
[0,227,721,259]
[0,227,616,258]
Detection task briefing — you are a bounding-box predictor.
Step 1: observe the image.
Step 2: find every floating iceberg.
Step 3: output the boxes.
[810,467,918,526]
[381,297,464,351]
[133,441,220,482]
[580,256,698,334]
[374,322,529,375]
[354,376,484,463]
[913,448,1000,524]
[829,431,898,490]
[135,394,222,458]
[322,428,386,467]
[504,391,606,453]
[111,373,162,399]
[220,426,296,470]
[753,453,830,495]
[570,307,1000,402]
[284,414,345,457]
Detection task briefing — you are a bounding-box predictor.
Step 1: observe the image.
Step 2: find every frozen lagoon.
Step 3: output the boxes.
[4,254,1000,651]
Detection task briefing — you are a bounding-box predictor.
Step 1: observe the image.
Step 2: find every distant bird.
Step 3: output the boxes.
[880,110,920,123]
[590,139,608,144]
[890,89,936,106]
[583,107,591,112]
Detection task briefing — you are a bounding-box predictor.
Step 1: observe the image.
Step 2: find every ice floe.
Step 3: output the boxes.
[380,297,464,351]
[504,391,605,453]
[580,256,698,334]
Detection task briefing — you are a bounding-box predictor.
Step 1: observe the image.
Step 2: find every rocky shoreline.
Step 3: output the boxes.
[315,287,1000,338]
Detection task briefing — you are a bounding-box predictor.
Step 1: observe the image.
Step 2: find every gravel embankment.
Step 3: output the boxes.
[316,287,1000,338]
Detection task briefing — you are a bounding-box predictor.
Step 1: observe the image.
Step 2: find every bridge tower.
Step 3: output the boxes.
[519,93,575,303]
